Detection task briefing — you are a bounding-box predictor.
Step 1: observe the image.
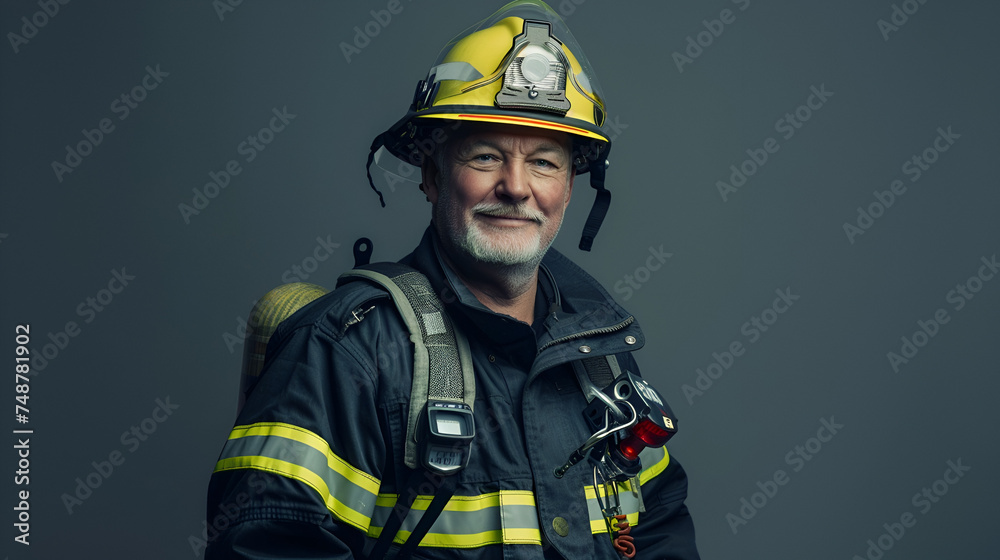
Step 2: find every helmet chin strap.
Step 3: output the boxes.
[365,111,416,209]
[365,132,387,209]
[579,145,611,252]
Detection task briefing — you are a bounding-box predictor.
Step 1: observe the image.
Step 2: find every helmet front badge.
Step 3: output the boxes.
[495,20,571,116]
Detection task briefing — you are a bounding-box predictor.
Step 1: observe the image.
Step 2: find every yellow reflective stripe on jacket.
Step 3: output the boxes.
[585,482,641,533]
[213,422,380,531]
[638,445,670,485]
[371,444,671,545]
[368,490,542,547]
[215,423,673,546]
[585,446,671,534]
[213,423,542,547]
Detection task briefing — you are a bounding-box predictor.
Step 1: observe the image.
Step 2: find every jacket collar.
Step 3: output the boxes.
[401,226,644,364]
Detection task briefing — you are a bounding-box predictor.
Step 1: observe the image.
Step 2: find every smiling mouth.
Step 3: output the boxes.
[477,208,542,221]
[477,213,540,226]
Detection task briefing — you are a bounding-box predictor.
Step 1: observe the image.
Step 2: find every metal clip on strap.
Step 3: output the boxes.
[593,462,622,539]
[593,464,637,559]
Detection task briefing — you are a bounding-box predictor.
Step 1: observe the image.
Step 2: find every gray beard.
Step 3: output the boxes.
[436,215,562,295]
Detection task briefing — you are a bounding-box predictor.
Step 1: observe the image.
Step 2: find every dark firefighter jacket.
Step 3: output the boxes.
[205,226,700,559]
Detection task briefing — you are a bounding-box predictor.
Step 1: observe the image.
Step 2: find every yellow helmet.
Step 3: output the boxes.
[367,0,613,251]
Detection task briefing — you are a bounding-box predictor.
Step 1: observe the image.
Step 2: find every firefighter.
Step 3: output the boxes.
[206,1,700,558]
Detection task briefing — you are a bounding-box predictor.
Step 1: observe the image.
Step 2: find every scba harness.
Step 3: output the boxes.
[237,239,679,559]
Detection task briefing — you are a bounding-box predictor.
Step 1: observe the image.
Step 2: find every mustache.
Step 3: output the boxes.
[472,202,545,223]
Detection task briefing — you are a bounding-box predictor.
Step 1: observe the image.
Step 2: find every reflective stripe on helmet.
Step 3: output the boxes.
[415,112,609,142]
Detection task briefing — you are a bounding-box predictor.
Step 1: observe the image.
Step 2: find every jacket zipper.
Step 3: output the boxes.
[537,315,635,354]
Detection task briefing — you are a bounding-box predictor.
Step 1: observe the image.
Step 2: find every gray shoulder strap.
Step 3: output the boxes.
[339,263,475,470]
[577,354,622,389]
[572,354,623,409]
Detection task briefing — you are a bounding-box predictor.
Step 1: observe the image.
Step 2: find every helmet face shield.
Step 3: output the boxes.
[367,0,614,251]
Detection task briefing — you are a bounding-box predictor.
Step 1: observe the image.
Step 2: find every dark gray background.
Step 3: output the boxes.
[2,1,997,558]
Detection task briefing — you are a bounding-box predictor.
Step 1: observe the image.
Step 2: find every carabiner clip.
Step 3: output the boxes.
[593,462,622,521]
[553,401,637,478]
[594,464,636,559]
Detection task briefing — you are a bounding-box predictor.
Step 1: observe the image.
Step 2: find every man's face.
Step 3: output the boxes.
[422,122,575,267]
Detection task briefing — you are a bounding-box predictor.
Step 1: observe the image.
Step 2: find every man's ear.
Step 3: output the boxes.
[421,154,441,204]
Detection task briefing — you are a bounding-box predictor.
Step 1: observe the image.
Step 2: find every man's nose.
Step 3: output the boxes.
[495,162,531,202]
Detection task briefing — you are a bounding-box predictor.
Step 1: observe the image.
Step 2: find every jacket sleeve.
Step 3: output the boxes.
[618,352,701,560]
[205,299,396,559]
[631,454,701,560]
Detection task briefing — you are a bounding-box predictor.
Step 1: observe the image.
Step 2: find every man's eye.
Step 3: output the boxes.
[534,159,555,168]
[474,154,497,162]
